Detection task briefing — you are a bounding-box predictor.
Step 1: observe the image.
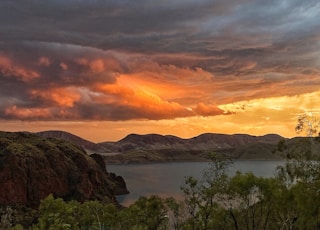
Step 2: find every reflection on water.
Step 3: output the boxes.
[108,160,283,206]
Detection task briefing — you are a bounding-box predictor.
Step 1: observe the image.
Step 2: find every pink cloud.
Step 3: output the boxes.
[0,56,39,82]
[60,62,68,70]
[5,106,52,119]
[38,57,51,67]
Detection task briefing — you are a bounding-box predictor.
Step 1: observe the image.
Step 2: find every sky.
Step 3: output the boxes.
[0,0,320,142]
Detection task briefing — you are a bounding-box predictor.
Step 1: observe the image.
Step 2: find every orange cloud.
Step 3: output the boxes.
[90,59,105,73]
[215,91,320,137]
[194,102,226,116]
[5,106,51,119]
[30,87,81,107]
[95,78,193,119]
[0,56,39,82]
[93,73,233,120]
[113,70,212,107]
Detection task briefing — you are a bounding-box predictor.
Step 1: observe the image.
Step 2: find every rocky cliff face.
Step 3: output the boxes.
[0,132,128,208]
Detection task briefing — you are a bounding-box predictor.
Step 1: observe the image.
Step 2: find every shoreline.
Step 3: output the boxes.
[105,157,285,165]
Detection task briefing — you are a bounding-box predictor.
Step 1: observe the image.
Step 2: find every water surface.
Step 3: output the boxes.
[108,160,283,206]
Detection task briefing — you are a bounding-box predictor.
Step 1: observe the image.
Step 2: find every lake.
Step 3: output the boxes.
[108,160,283,206]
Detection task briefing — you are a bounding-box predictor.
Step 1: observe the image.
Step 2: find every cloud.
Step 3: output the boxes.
[0,0,320,124]
[38,57,51,67]
[0,40,320,122]
[0,43,216,121]
[91,81,194,120]
[0,56,39,82]
[30,87,81,108]
[4,106,52,120]
[59,62,68,71]
[194,103,228,116]
[1,0,319,54]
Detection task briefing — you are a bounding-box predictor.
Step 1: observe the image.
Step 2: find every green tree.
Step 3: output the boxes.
[165,197,186,230]
[118,196,169,230]
[181,154,232,230]
[32,195,120,230]
[77,200,119,230]
[227,172,286,229]
[274,112,320,228]
[33,195,79,230]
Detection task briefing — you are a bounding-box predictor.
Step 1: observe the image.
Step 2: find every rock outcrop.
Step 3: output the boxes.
[0,132,128,208]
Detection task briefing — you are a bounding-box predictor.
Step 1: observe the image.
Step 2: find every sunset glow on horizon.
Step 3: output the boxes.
[1,0,320,142]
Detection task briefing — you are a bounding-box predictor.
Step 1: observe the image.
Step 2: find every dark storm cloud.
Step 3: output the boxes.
[1,0,319,59]
[0,42,120,84]
[0,0,319,121]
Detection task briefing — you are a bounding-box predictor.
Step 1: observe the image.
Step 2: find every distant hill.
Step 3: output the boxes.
[103,133,282,150]
[35,130,288,163]
[100,133,285,163]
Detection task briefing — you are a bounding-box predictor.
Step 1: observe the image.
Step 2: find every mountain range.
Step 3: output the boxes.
[36,130,288,163]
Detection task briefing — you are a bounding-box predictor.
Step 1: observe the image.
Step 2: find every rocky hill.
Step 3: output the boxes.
[34,130,285,163]
[113,133,282,151]
[100,133,285,163]
[0,131,128,208]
